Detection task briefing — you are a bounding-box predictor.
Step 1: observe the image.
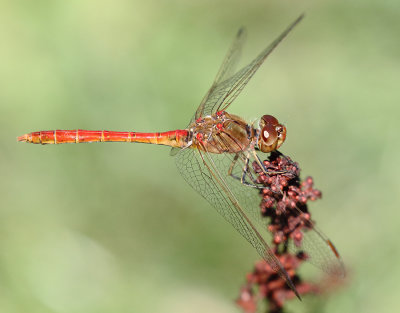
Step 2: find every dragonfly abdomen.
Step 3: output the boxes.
[18,129,189,147]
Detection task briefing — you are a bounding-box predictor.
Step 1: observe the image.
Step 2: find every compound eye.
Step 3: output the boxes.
[262,115,278,126]
[261,124,277,145]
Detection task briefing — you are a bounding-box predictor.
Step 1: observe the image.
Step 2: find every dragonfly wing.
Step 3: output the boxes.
[170,147,181,156]
[174,142,344,282]
[204,142,345,278]
[250,149,345,277]
[288,223,346,277]
[195,14,304,119]
[174,147,299,296]
[194,27,247,120]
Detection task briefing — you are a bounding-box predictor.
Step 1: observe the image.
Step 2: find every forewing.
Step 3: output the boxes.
[194,27,247,120]
[288,223,346,277]
[207,141,345,277]
[195,14,304,119]
[250,150,345,277]
[174,147,298,294]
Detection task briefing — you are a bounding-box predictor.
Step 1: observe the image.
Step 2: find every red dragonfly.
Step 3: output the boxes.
[18,15,344,297]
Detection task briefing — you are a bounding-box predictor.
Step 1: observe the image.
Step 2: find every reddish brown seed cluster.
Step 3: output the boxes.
[237,256,319,313]
[236,152,323,313]
[254,154,322,248]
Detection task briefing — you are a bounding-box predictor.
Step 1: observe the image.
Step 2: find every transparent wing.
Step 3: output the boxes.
[194,14,304,120]
[288,222,345,277]
[239,150,345,277]
[174,147,299,295]
[194,27,247,120]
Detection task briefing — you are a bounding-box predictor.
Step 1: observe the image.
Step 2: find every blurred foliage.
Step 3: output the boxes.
[1,0,399,312]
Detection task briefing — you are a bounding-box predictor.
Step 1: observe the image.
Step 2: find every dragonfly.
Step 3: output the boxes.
[18,14,344,298]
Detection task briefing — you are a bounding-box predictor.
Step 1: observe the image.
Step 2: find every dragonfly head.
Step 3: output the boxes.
[257,115,286,152]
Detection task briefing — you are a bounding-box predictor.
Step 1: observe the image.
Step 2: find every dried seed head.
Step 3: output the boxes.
[237,152,326,313]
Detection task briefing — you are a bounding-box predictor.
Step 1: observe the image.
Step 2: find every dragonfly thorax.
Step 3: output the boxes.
[190,112,254,154]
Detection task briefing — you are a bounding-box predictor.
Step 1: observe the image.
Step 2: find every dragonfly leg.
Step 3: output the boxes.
[253,150,286,175]
[228,153,264,189]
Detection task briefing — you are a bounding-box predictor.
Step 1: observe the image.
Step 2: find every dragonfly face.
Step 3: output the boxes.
[257,114,287,153]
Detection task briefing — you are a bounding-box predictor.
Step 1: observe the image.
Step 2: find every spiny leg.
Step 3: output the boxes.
[252,150,287,175]
[212,134,261,189]
[213,134,265,189]
[228,153,264,189]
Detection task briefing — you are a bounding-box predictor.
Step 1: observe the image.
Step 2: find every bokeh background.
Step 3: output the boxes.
[1,0,399,312]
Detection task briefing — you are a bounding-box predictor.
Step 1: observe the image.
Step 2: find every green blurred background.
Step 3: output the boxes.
[1,0,399,312]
